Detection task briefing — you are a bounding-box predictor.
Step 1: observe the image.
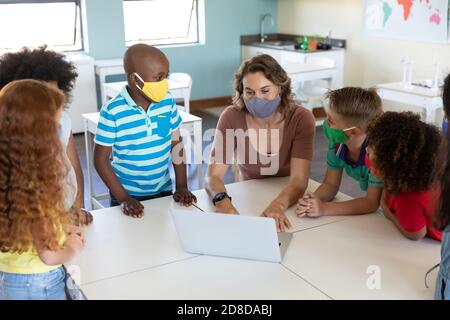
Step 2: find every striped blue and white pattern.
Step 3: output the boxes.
[95,86,182,196]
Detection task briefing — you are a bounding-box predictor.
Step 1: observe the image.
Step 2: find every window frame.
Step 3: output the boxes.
[122,0,206,48]
[0,0,84,53]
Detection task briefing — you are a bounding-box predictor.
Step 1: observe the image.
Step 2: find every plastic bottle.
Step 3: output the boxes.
[431,60,440,91]
[400,56,413,89]
[406,59,413,89]
[302,36,309,51]
[325,30,332,48]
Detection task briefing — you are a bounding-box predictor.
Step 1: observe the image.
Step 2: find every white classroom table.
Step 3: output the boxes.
[67,177,440,300]
[376,82,443,124]
[79,255,329,300]
[283,213,440,300]
[69,178,347,287]
[82,110,203,210]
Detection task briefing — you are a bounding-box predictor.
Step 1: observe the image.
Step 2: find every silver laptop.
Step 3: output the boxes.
[171,209,292,263]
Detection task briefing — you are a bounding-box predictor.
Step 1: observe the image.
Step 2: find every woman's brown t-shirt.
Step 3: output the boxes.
[210,105,315,180]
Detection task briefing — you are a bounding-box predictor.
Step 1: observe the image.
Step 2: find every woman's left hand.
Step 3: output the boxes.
[262,202,292,232]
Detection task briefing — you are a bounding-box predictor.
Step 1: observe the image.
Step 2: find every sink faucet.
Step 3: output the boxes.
[260,13,274,43]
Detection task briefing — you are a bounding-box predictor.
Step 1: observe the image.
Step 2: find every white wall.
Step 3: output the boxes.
[278,0,449,122]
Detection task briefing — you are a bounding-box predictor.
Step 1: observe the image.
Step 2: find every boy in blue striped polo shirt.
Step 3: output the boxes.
[94,44,196,218]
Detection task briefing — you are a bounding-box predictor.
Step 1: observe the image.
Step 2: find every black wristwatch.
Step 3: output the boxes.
[212,192,232,206]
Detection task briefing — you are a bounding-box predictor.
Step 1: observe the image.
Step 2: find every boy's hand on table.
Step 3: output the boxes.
[295,192,326,218]
[120,197,144,218]
[296,192,314,217]
[173,188,197,207]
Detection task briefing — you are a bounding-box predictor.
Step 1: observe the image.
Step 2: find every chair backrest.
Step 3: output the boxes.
[169,72,193,113]
[301,80,331,96]
[169,72,193,89]
[295,57,335,98]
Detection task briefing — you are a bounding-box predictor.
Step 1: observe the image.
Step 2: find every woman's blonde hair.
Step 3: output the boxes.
[233,54,297,118]
[0,79,72,253]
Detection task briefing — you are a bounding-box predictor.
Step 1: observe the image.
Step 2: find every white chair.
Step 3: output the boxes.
[296,80,330,110]
[168,73,198,176]
[169,72,192,114]
[291,57,335,125]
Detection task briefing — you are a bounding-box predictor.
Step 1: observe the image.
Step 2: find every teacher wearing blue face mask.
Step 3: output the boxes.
[205,54,316,232]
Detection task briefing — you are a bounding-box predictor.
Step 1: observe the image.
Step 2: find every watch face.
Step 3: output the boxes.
[213,192,226,204]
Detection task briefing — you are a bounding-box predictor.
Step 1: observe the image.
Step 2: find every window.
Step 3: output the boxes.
[123,0,204,47]
[0,0,83,52]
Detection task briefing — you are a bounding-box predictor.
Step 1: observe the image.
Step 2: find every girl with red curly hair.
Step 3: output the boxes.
[0,80,85,300]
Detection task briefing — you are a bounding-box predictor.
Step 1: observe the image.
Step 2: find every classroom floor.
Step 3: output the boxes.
[74,109,364,209]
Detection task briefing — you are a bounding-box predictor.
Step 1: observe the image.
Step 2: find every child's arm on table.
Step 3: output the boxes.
[380,191,427,241]
[297,179,382,217]
[33,225,85,266]
[94,144,144,218]
[296,168,343,216]
[171,129,197,206]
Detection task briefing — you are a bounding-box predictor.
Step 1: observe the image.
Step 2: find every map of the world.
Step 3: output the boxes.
[364,0,449,42]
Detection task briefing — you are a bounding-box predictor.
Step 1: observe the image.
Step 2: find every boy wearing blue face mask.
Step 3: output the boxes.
[94,44,196,218]
[296,87,383,217]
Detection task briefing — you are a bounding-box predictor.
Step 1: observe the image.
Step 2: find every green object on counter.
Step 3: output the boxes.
[302,36,309,50]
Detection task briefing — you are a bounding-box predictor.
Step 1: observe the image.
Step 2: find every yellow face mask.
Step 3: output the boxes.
[134,72,169,103]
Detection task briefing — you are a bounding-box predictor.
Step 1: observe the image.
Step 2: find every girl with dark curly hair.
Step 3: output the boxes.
[365,111,444,241]
[0,80,85,300]
[0,46,91,225]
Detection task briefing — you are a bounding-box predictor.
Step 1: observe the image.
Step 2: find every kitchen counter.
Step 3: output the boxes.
[242,41,345,54]
[240,33,346,53]
[240,33,346,94]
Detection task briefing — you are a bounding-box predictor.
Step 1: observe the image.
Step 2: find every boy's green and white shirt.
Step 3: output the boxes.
[326,140,383,191]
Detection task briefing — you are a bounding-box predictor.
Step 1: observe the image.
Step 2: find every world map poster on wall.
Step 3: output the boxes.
[364,0,449,42]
